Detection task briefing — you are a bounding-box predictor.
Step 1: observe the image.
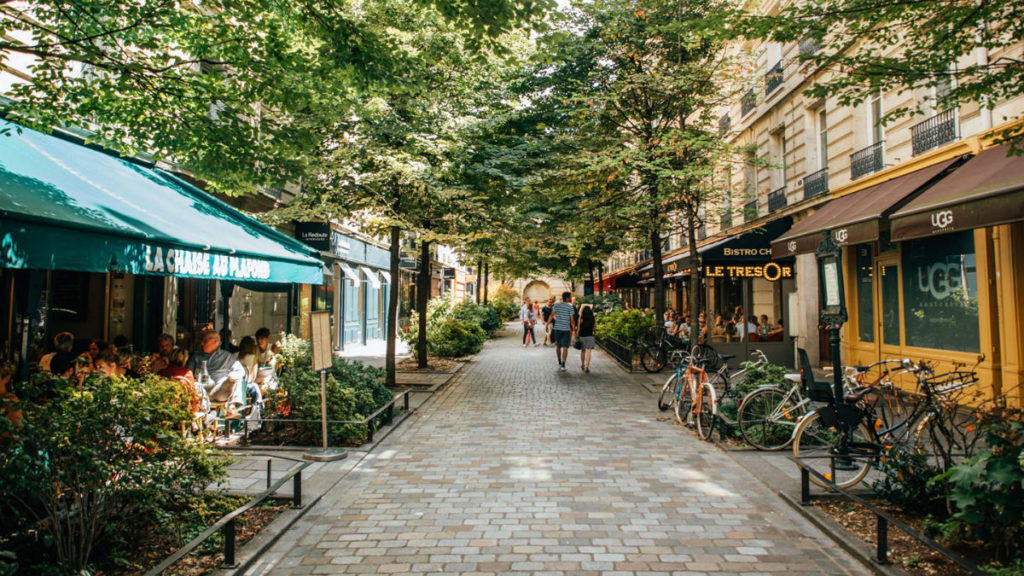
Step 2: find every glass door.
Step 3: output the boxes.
[878,261,901,348]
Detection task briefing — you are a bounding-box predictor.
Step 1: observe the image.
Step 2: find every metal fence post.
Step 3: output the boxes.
[404,392,409,411]
[800,467,810,505]
[385,402,394,425]
[222,518,237,568]
[876,515,889,564]
[292,470,302,508]
[266,459,272,490]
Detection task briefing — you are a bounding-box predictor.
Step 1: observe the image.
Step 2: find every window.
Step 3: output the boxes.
[901,231,980,352]
[868,91,884,144]
[770,127,787,187]
[817,109,828,170]
[855,245,873,343]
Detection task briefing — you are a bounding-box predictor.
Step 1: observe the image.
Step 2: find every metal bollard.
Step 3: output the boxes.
[222,518,238,568]
[876,515,889,564]
[403,392,409,411]
[800,467,810,505]
[292,470,302,508]
[267,459,272,490]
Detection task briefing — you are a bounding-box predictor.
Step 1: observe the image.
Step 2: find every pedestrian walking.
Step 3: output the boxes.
[577,304,596,373]
[550,292,576,371]
[520,297,538,347]
[541,297,554,346]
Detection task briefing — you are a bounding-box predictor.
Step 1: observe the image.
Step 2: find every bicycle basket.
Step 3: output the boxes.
[924,371,978,396]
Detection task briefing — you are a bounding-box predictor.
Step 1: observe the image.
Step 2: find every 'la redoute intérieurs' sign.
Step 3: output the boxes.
[143,245,272,280]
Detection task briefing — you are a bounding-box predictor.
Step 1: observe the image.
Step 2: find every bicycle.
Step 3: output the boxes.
[791,349,983,489]
[657,349,715,439]
[640,328,688,373]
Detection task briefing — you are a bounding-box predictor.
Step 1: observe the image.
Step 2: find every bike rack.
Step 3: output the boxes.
[790,456,985,575]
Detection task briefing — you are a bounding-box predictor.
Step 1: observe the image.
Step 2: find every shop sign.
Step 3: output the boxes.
[705,262,793,282]
[833,228,849,244]
[295,222,331,251]
[143,245,271,280]
[930,210,954,231]
[665,261,679,273]
[722,247,771,257]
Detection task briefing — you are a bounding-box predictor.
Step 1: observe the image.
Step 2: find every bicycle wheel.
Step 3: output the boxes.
[641,345,667,373]
[859,385,907,437]
[695,381,716,441]
[738,387,801,451]
[674,381,694,426]
[792,411,874,489]
[658,373,678,412]
[913,413,959,472]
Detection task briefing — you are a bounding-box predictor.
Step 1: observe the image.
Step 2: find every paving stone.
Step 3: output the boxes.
[242,327,871,575]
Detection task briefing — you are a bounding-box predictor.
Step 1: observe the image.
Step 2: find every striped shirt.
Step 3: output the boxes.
[552,301,575,331]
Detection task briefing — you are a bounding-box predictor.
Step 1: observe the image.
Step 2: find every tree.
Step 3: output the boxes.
[549,0,745,326]
[0,0,552,193]
[748,0,1024,152]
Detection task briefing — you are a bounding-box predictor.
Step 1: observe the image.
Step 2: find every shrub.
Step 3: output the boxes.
[431,319,487,358]
[594,309,656,347]
[489,285,521,321]
[872,448,948,516]
[0,373,225,575]
[932,405,1024,560]
[454,302,502,335]
[579,293,622,312]
[263,335,391,445]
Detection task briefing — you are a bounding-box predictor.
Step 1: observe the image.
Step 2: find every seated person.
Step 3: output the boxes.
[94,349,120,378]
[158,348,194,382]
[1,361,23,427]
[150,333,175,373]
[39,331,74,372]
[237,336,263,406]
[117,349,142,379]
[112,334,131,353]
[255,328,278,390]
[768,318,785,340]
[186,330,245,418]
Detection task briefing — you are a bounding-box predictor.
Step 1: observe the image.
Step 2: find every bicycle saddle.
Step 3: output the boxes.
[843,387,873,405]
[720,353,736,361]
[851,365,870,373]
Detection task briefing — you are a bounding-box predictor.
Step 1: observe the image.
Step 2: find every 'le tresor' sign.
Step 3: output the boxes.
[143,245,272,280]
[706,262,793,282]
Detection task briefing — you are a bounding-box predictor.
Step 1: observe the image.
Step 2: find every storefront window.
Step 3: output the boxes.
[901,231,979,352]
[855,246,873,343]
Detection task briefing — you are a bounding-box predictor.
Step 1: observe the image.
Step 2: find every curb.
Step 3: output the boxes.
[777,491,913,576]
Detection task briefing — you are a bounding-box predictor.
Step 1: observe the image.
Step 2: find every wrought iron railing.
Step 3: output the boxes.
[850,141,885,179]
[765,60,784,96]
[743,199,758,221]
[911,109,957,156]
[799,37,820,56]
[741,89,757,117]
[768,187,788,212]
[803,167,829,199]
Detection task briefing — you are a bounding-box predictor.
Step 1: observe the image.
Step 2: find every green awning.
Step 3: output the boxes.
[0,120,324,284]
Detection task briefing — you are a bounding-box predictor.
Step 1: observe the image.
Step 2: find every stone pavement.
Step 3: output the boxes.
[241,326,870,575]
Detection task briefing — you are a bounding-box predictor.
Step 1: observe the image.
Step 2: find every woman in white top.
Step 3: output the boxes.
[520,297,538,347]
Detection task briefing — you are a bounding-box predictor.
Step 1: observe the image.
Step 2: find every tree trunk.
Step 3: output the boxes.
[650,225,665,330]
[476,258,483,303]
[588,265,595,295]
[686,208,702,344]
[385,225,401,387]
[597,262,604,295]
[417,239,431,368]
[483,262,489,304]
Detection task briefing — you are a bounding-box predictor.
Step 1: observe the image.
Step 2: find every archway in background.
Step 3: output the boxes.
[523,280,551,303]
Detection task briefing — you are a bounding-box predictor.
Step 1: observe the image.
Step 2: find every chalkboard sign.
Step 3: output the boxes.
[311,311,332,372]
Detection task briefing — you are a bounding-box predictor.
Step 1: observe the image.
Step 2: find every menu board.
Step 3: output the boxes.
[310,311,333,372]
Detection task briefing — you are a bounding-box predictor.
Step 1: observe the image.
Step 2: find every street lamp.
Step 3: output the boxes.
[815,230,847,404]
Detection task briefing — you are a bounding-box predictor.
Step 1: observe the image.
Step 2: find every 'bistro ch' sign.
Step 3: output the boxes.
[143,245,272,280]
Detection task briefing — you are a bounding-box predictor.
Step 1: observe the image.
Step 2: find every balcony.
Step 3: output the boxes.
[768,187,787,212]
[741,89,757,117]
[911,109,958,156]
[743,199,758,221]
[799,37,820,56]
[765,60,784,96]
[803,167,829,199]
[850,141,885,180]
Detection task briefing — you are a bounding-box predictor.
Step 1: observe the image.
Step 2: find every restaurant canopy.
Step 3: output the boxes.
[704,217,792,261]
[890,145,1024,241]
[770,158,960,259]
[0,120,324,285]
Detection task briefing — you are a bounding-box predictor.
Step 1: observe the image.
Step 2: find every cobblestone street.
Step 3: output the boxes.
[244,326,870,575]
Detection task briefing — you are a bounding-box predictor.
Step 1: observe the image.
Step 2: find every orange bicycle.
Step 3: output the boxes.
[674,361,716,440]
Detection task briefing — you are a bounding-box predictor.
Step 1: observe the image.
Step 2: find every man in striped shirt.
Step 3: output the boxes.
[550,291,577,371]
